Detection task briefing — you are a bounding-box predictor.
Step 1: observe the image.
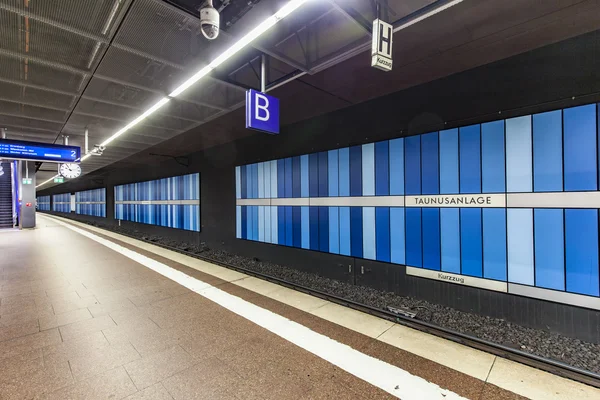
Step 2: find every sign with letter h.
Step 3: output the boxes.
[245,89,280,135]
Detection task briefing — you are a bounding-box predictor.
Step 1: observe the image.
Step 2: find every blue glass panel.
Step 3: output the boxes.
[483,208,507,281]
[339,148,350,197]
[564,104,597,191]
[507,208,534,285]
[439,129,459,194]
[301,206,310,249]
[375,141,390,196]
[506,116,533,192]
[440,208,460,273]
[389,138,404,195]
[349,146,362,196]
[284,206,293,246]
[460,208,482,277]
[292,156,301,198]
[565,209,599,296]
[422,208,441,271]
[319,206,329,252]
[240,165,247,199]
[390,208,405,264]
[459,125,481,194]
[284,158,293,198]
[363,207,376,260]
[405,208,422,267]
[421,132,439,195]
[292,207,301,248]
[362,144,375,196]
[350,207,363,257]
[328,150,339,196]
[277,159,285,198]
[404,136,421,195]
[301,155,309,197]
[481,120,505,193]
[339,207,351,256]
[309,153,319,197]
[533,111,562,192]
[309,207,319,250]
[534,209,564,290]
[278,206,286,245]
[329,207,339,254]
[376,207,391,262]
[318,152,328,197]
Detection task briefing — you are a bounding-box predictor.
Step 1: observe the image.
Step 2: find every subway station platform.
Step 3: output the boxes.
[0,215,598,400]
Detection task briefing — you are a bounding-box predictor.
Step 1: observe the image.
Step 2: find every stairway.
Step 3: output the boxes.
[0,162,14,228]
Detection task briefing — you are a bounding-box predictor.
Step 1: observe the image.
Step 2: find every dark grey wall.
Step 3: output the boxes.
[40,30,600,343]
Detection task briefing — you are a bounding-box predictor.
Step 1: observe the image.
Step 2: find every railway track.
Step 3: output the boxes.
[50,214,600,390]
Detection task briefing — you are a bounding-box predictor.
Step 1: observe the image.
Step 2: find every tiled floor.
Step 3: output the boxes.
[1,215,597,400]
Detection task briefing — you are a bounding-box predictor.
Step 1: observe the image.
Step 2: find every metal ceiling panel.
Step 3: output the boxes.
[0,114,62,132]
[0,99,68,122]
[175,78,245,111]
[162,100,220,122]
[95,46,181,93]
[0,53,85,92]
[113,0,210,67]
[0,0,131,38]
[82,77,162,108]
[0,13,106,71]
[0,80,74,109]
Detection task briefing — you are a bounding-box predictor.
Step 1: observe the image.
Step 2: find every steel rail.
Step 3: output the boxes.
[45,213,600,389]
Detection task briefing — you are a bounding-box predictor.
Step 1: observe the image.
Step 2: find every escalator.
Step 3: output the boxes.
[0,162,14,228]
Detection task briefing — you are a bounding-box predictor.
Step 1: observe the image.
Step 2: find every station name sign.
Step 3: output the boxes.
[246,89,280,135]
[0,139,80,163]
[405,194,506,208]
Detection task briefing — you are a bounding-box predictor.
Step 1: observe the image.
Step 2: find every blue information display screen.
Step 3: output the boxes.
[0,139,80,163]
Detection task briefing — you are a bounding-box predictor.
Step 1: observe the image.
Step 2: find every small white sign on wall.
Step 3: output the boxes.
[371,19,393,71]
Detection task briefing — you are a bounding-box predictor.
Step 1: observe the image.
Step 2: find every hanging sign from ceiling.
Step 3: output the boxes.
[245,89,280,135]
[371,19,393,71]
[0,139,80,163]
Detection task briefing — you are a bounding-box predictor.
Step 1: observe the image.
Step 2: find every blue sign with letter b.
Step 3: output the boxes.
[245,89,279,135]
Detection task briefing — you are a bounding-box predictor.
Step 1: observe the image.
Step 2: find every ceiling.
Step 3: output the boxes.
[0,0,598,190]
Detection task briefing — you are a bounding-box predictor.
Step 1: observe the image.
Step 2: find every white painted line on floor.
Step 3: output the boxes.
[47,216,466,400]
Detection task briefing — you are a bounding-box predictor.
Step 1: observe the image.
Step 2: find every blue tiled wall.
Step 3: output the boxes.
[114,173,200,231]
[75,188,106,217]
[236,103,600,301]
[52,193,71,213]
[37,195,50,211]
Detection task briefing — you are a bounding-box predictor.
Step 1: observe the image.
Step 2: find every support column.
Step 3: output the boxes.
[20,161,36,228]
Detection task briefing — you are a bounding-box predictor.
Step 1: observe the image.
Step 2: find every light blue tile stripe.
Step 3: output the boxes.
[270,160,278,199]
[301,155,309,198]
[389,139,404,195]
[339,148,350,197]
[440,208,460,273]
[329,207,340,254]
[328,150,339,197]
[390,208,405,264]
[264,203,271,243]
[506,116,533,193]
[439,129,459,194]
[271,206,278,244]
[301,206,310,249]
[363,207,376,260]
[258,163,264,199]
[507,208,534,285]
[258,206,265,242]
[362,143,375,196]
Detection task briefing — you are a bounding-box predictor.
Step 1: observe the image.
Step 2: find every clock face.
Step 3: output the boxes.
[59,163,82,179]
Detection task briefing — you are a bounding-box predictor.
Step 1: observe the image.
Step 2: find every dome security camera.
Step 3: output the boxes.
[200,0,220,40]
